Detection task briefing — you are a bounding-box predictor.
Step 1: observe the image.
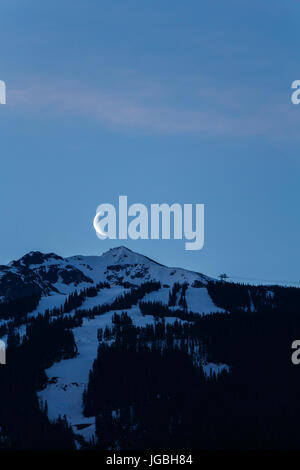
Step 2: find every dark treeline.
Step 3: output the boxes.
[83,290,300,450]
[0,313,77,449]
[139,300,192,320]
[168,282,181,306]
[96,313,197,347]
[1,278,300,449]
[0,281,110,323]
[0,292,41,320]
[109,281,161,310]
[168,282,188,310]
[0,280,162,339]
[82,313,211,449]
[207,280,300,313]
[77,281,161,318]
[0,304,84,340]
[62,282,110,313]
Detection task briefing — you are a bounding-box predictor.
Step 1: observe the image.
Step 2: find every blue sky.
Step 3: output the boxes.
[0,0,300,285]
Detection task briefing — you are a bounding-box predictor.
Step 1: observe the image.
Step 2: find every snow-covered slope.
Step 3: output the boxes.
[0,245,226,322]
[0,246,227,446]
[1,246,213,305]
[38,309,184,443]
[66,245,210,288]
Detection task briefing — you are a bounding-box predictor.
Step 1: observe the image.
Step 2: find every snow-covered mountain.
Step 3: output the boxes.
[0,246,227,446]
[1,245,211,300]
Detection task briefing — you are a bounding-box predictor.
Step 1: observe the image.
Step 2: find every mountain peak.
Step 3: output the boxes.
[10,251,63,268]
[101,245,143,266]
[0,246,211,303]
[103,246,133,255]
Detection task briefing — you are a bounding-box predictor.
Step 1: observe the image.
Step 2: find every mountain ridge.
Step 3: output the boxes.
[0,246,211,302]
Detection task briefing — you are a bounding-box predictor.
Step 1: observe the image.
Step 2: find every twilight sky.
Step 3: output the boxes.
[0,0,300,285]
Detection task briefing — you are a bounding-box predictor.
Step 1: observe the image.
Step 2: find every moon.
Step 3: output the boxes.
[93,210,106,239]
